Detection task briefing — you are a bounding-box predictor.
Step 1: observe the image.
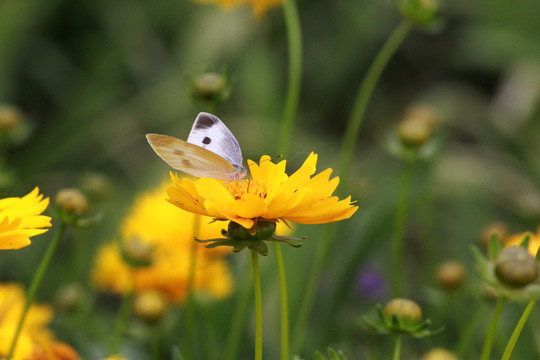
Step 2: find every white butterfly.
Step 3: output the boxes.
[146,112,247,181]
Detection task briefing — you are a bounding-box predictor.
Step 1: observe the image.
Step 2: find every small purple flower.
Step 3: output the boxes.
[356,265,388,300]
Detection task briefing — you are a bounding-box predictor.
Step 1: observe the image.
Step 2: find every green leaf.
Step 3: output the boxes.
[488,233,503,260]
[519,234,531,250]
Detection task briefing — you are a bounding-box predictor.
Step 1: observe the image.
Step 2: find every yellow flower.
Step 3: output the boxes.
[92,182,234,303]
[0,284,79,360]
[505,227,540,257]
[194,0,282,17]
[167,153,358,231]
[0,188,52,250]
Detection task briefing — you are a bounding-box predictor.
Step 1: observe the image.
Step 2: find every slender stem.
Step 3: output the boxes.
[392,336,402,360]
[481,297,507,360]
[390,162,415,297]
[501,298,538,360]
[456,304,488,357]
[6,223,67,360]
[277,0,303,155]
[293,18,411,356]
[337,20,412,189]
[108,289,135,355]
[273,243,289,360]
[292,223,336,352]
[251,250,263,360]
[224,261,252,360]
[184,215,201,359]
[275,0,302,357]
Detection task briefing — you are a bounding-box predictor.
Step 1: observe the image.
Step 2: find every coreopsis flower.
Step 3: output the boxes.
[0,188,51,250]
[194,0,281,17]
[168,153,357,231]
[0,284,79,360]
[504,227,540,257]
[92,182,234,303]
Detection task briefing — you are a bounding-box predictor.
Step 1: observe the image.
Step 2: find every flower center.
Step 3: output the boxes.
[225,178,270,200]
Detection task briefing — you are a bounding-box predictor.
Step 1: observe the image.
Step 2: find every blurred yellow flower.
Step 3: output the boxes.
[92,182,234,303]
[0,188,51,250]
[505,227,540,257]
[194,0,282,17]
[167,153,358,231]
[0,284,79,360]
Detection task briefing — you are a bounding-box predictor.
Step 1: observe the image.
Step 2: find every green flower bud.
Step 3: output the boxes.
[436,260,465,290]
[421,348,458,360]
[480,222,509,248]
[134,290,168,323]
[399,0,440,29]
[55,188,89,215]
[121,237,154,268]
[79,172,111,200]
[191,71,229,106]
[55,283,85,313]
[0,104,23,131]
[383,298,422,326]
[495,246,538,287]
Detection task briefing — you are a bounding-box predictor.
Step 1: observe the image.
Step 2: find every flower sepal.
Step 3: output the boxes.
[196,220,305,256]
[362,302,443,338]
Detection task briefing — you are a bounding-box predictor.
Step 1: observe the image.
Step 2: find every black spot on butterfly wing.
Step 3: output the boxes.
[202,137,212,145]
[194,113,216,130]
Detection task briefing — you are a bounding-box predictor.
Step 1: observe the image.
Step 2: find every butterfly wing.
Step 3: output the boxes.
[187,112,244,168]
[146,133,236,180]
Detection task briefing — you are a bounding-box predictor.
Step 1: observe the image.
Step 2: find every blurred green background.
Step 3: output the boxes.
[2,0,540,358]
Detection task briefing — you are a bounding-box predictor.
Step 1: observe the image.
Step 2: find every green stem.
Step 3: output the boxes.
[337,20,412,189]
[277,0,303,155]
[251,250,263,360]
[294,18,411,356]
[481,297,507,360]
[274,0,302,357]
[273,243,289,360]
[108,289,135,355]
[184,215,201,359]
[224,261,252,360]
[501,298,538,360]
[392,336,402,360]
[456,304,487,357]
[6,223,67,360]
[390,162,415,297]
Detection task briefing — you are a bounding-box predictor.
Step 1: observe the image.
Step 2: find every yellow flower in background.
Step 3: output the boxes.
[505,227,540,257]
[0,284,79,360]
[168,153,358,231]
[92,182,234,303]
[194,0,282,17]
[0,188,51,250]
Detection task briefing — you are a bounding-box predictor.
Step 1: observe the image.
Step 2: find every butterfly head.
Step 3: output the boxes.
[232,163,248,181]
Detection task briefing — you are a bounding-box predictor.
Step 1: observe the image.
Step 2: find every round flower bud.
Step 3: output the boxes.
[55,188,89,214]
[134,290,168,323]
[421,348,458,360]
[383,298,422,326]
[495,246,538,287]
[0,104,23,131]
[480,222,509,248]
[436,260,465,290]
[55,283,85,312]
[398,116,433,147]
[121,237,154,268]
[192,72,227,102]
[79,172,111,200]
